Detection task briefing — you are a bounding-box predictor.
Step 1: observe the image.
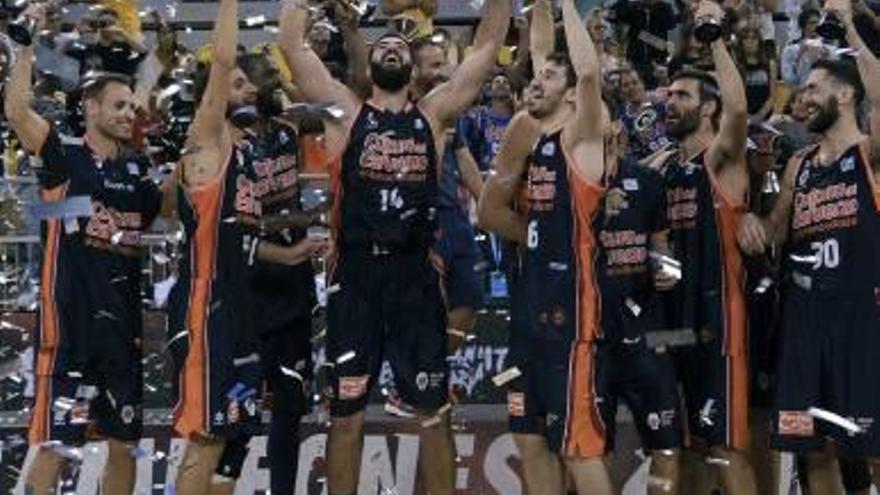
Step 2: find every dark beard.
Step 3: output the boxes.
[256,90,283,118]
[371,60,412,92]
[806,97,839,134]
[666,108,701,140]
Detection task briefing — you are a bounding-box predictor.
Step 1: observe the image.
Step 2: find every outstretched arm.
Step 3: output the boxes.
[477,112,541,243]
[837,0,880,170]
[4,6,50,154]
[699,2,748,172]
[562,0,602,145]
[530,0,555,74]
[422,0,512,129]
[187,0,238,146]
[278,1,359,117]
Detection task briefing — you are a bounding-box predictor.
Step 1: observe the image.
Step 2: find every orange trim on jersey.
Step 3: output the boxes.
[173,154,227,438]
[705,168,748,357]
[856,142,880,212]
[562,151,606,458]
[563,342,606,458]
[727,350,749,450]
[30,184,68,445]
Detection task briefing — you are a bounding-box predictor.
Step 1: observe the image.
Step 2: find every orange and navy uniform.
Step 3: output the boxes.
[772,143,880,456]
[592,157,683,452]
[511,130,606,458]
[29,127,161,446]
[169,143,263,439]
[659,151,748,450]
[326,102,448,416]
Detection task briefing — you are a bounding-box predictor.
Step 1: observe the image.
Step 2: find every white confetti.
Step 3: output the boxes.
[491,367,522,387]
[336,350,356,364]
[808,407,863,433]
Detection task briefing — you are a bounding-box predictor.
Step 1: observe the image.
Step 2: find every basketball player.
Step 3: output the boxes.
[279,0,511,493]
[167,1,324,493]
[738,0,880,491]
[478,0,629,490]
[651,2,756,493]
[5,5,174,494]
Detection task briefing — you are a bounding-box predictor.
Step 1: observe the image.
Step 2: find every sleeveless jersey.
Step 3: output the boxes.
[787,143,880,297]
[595,157,667,343]
[246,124,314,327]
[521,131,604,347]
[171,144,261,437]
[661,151,747,355]
[337,102,439,249]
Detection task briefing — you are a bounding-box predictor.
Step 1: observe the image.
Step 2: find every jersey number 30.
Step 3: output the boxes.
[810,239,840,269]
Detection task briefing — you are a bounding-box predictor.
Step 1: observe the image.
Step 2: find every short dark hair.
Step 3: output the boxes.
[798,8,821,30]
[670,68,722,124]
[79,72,133,102]
[544,52,576,88]
[237,53,272,85]
[810,58,865,105]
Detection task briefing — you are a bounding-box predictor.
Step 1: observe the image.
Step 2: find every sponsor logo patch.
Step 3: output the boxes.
[339,375,370,400]
[507,392,525,417]
[779,410,814,436]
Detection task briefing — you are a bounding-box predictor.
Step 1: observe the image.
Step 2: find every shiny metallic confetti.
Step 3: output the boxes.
[336,350,355,364]
[807,407,863,434]
[491,366,521,387]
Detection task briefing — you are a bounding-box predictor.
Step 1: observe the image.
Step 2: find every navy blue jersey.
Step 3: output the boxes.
[521,131,604,346]
[595,158,666,342]
[660,151,747,356]
[786,143,880,297]
[30,128,161,443]
[336,102,439,249]
[245,124,315,327]
[171,143,261,438]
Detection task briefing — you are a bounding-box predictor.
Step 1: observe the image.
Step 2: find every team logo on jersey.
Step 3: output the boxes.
[647,412,661,431]
[622,178,639,191]
[214,411,225,425]
[120,405,135,425]
[798,167,810,188]
[414,118,424,130]
[244,398,257,417]
[279,130,290,145]
[126,162,140,176]
[551,306,566,326]
[366,112,379,130]
[541,141,556,156]
[415,372,429,391]
[778,411,814,436]
[841,156,855,172]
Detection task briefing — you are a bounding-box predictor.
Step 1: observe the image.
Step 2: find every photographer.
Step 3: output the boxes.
[65,7,147,77]
[612,0,677,88]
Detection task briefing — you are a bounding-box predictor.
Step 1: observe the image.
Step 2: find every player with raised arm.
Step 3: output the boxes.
[5,5,174,494]
[478,0,624,491]
[279,0,511,493]
[738,0,880,491]
[167,1,324,493]
[655,2,756,493]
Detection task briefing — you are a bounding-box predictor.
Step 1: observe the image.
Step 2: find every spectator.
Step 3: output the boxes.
[615,67,672,159]
[459,69,516,172]
[668,22,715,75]
[64,8,147,76]
[766,87,816,152]
[780,8,833,86]
[613,0,677,88]
[733,19,778,121]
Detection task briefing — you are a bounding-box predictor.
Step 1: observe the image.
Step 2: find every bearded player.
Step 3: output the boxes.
[738,0,880,492]
[279,0,511,493]
[653,2,756,493]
